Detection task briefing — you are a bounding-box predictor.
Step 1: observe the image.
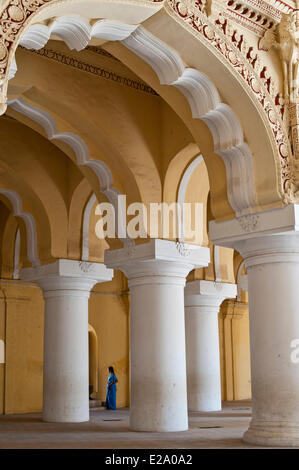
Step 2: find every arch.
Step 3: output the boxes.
[177,154,203,242]
[7,97,133,246]
[163,143,200,205]
[236,260,248,302]
[0,0,164,111]
[1,211,19,278]
[0,190,39,267]
[13,229,21,280]
[9,18,256,218]
[0,1,291,222]
[88,324,99,396]
[82,193,97,261]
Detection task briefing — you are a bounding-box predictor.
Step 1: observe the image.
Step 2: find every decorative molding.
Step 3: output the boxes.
[0,0,55,114]
[86,45,121,61]
[166,0,293,200]
[176,241,192,257]
[221,0,279,37]
[177,154,203,241]
[104,239,210,282]
[20,258,114,287]
[119,24,257,216]
[0,188,40,266]
[184,279,237,305]
[209,203,299,249]
[124,240,137,257]
[288,103,299,162]
[237,214,260,231]
[7,97,132,244]
[0,0,164,114]
[21,46,158,96]
[82,193,97,262]
[0,7,293,212]
[234,0,282,21]
[78,260,95,273]
[7,16,258,216]
[13,228,20,279]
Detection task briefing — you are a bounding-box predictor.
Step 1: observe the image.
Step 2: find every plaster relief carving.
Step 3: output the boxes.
[167,0,292,199]
[125,241,136,257]
[288,103,299,160]
[78,261,94,273]
[237,214,260,232]
[213,281,223,292]
[259,13,299,103]
[176,241,191,257]
[0,0,55,113]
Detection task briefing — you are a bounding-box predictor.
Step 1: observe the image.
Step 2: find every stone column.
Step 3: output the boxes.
[185,280,237,411]
[105,239,209,432]
[210,204,299,446]
[21,259,113,423]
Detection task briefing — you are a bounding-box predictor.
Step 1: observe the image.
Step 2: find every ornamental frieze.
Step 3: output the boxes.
[166,0,293,197]
[0,0,297,202]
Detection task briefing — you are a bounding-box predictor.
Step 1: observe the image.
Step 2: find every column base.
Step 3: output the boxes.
[130,413,188,432]
[243,420,299,447]
[129,423,189,432]
[189,406,222,412]
[43,411,89,423]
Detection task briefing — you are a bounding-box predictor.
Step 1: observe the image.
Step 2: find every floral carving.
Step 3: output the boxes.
[176,241,191,257]
[79,261,94,273]
[166,0,294,197]
[0,0,297,201]
[237,214,260,232]
[0,0,56,112]
[259,13,299,104]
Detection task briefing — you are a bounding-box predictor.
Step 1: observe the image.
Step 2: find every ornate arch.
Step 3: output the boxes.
[8,17,257,218]
[0,0,294,220]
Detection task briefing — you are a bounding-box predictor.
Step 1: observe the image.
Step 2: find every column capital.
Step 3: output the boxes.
[104,239,210,286]
[209,204,299,266]
[185,280,237,308]
[20,259,113,294]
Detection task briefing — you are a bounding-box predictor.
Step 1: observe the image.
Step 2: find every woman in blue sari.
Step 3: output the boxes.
[106,366,118,410]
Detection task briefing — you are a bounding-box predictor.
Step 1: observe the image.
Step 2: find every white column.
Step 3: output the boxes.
[185,280,237,411]
[210,204,299,446]
[105,239,209,432]
[21,259,113,423]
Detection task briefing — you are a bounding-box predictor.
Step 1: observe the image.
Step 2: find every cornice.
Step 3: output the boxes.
[20,45,159,96]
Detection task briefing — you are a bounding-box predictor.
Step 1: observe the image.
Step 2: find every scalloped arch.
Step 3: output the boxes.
[0,189,40,266]
[9,17,257,217]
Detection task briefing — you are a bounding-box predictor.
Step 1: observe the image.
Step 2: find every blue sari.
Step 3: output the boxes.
[106,373,118,410]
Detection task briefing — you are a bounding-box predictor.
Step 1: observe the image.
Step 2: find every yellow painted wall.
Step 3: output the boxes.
[0,276,250,414]
[89,270,130,408]
[0,271,130,414]
[0,281,44,414]
[219,300,251,401]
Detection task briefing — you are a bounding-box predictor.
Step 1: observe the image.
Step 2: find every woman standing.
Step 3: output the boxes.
[106,366,118,410]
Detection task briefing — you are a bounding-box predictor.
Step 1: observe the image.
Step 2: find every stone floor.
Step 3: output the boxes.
[0,400,267,449]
